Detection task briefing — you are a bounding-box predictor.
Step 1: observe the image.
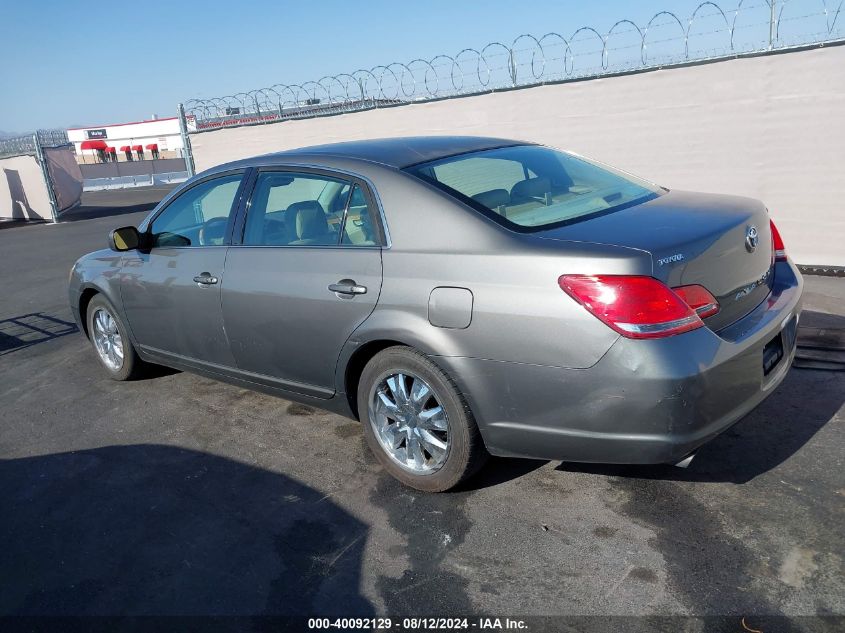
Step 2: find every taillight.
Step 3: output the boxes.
[770,219,787,262]
[558,275,704,339]
[672,284,720,318]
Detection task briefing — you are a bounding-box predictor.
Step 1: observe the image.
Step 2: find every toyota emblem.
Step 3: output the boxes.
[745,225,759,252]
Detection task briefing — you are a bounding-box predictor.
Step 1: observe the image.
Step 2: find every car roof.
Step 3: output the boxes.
[224,136,531,171]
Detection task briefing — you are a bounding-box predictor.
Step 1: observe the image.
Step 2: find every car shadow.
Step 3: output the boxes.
[139,362,181,379]
[554,364,843,484]
[458,457,548,491]
[58,200,161,222]
[0,312,78,356]
[0,444,374,617]
[58,186,178,223]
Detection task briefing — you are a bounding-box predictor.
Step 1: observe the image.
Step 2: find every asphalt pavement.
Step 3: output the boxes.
[0,189,842,628]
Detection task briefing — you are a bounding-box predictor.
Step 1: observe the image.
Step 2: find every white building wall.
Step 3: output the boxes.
[67,117,183,155]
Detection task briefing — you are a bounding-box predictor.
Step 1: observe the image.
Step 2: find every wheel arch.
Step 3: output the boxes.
[338,314,470,419]
[343,339,408,420]
[78,284,129,345]
[78,286,101,338]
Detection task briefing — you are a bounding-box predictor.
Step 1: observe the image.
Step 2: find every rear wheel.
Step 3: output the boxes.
[358,346,488,492]
[86,295,144,381]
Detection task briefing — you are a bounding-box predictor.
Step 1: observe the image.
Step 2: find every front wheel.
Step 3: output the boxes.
[358,346,488,492]
[86,295,144,381]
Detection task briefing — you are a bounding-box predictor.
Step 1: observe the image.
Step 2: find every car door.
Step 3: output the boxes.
[221,168,385,397]
[121,170,247,367]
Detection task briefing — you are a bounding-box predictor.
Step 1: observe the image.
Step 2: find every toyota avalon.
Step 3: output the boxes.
[69,137,803,491]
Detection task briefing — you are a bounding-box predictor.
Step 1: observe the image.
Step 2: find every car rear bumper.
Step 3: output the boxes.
[435,261,804,464]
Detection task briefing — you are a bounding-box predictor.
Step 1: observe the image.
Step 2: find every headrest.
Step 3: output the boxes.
[287,200,328,239]
[472,188,510,209]
[511,177,552,202]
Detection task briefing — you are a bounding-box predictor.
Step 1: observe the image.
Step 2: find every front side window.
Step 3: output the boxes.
[404,145,662,231]
[150,173,243,247]
[243,172,379,246]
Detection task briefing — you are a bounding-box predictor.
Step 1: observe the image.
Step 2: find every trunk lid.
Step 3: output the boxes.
[536,190,774,331]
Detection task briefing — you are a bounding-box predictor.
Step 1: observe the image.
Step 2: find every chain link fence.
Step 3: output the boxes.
[182,0,844,132]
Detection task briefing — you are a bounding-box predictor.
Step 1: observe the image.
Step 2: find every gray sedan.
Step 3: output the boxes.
[69,136,803,491]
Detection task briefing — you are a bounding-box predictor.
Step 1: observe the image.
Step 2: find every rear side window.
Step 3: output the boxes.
[405,145,662,231]
[242,172,380,247]
[340,184,379,246]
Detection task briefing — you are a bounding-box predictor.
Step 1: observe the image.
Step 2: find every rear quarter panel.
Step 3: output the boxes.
[340,165,652,370]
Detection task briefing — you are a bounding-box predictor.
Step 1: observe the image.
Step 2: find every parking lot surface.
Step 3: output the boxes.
[1,192,843,624]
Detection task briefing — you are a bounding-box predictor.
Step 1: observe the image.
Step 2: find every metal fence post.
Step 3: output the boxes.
[254,96,266,123]
[33,132,60,224]
[769,0,776,50]
[508,48,517,87]
[178,103,196,177]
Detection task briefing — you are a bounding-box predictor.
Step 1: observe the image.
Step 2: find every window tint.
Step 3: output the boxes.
[243,172,379,247]
[150,174,242,247]
[406,145,662,231]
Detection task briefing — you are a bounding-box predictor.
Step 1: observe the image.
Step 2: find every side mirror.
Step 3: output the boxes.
[109,226,141,251]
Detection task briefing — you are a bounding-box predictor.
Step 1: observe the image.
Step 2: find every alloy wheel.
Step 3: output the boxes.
[369,372,449,474]
[92,308,124,371]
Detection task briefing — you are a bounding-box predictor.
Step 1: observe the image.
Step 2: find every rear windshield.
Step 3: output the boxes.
[404,145,662,231]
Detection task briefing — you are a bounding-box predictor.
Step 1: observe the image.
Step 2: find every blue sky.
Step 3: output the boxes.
[0,0,823,132]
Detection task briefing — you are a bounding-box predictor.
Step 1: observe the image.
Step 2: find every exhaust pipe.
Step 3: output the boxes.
[674,453,695,468]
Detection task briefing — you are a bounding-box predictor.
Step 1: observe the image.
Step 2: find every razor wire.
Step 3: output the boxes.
[183,0,844,131]
[0,129,69,158]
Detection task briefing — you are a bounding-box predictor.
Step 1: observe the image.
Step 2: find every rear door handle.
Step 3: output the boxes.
[328,279,367,295]
[193,272,218,285]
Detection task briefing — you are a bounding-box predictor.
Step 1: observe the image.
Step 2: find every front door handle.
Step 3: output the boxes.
[193,272,219,285]
[328,279,367,296]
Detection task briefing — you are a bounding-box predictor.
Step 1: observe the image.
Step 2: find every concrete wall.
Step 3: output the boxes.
[0,155,52,221]
[189,45,845,266]
[79,158,188,179]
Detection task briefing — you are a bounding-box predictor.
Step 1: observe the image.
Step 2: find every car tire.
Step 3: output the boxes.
[86,295,144,381]
[358,346,488,492]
